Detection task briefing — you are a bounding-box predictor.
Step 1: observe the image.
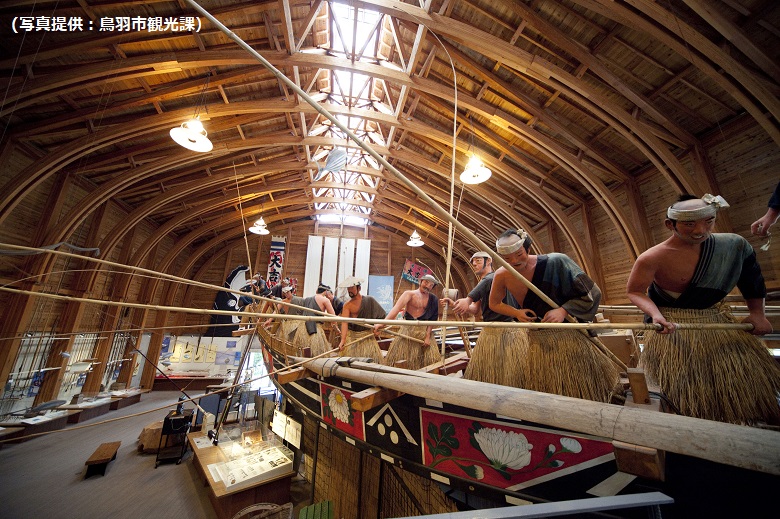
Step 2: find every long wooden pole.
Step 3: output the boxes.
[1,283,760,334]
[300,357,780,475]
[0,284,757,332]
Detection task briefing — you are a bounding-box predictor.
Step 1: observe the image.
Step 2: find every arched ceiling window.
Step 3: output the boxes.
[309,3,391,228]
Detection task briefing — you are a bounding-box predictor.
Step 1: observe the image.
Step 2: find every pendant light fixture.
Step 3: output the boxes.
[459,115,491,185]
[170,73,213,152]
[249,216,270,235]
[460,155,492,184]
[407,229,424,247]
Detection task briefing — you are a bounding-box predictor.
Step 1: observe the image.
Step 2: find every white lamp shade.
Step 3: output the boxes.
[460,155,492,184]
[249,225,270,235]
[249,216,269,234]
[170,118,213,152]
[407,230,424,247]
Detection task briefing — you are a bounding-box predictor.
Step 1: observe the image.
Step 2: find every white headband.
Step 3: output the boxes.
[666,194,729,221]
[496,230,528,255]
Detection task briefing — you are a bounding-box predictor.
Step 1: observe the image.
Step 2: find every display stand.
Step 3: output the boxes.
[155,409,193,467]
[0,410,79,443]
[109,388,148,410]
[187,429,294,519]
[60,398,113,423]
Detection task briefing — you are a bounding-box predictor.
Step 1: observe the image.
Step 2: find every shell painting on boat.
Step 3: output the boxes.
[421,409,614,489]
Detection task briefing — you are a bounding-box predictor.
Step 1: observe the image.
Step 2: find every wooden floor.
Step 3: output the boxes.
[0,391,310,519]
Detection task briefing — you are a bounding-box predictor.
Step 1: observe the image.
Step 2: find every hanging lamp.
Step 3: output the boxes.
[460,114,491,185]
[170,73,213,152]
[460,154,492,184]
[249,216,270,235]
[407,230,424,247]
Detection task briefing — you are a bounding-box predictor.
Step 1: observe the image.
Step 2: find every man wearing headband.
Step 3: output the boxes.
[336,276,386,362]
[289,283,336,357]
[318,283,343,315]
[264,283,307,341]
[489,229,601,323]
[261,277,291,315]
[627,193,769,335]
[443,251,517,323]
[378,273,441,370]
[488,229,615,401]
[442,251,523,386]
[626,193,778,425]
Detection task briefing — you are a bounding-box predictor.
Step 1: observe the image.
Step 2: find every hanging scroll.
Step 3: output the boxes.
[266,235,287,288]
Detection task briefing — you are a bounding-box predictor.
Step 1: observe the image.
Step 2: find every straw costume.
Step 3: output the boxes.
[642,305,780,424]
[463,271,529,386]
[383,275,441,370]
[492,231,619,402]
[637,198,780,424]
[339,277,386,363]
[291,295,333,357]
[524,254,617,401]
[276,288,305,358]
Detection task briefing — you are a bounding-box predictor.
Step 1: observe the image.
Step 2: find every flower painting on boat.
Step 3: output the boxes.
[320,382,365,440]
[421,409,614,489]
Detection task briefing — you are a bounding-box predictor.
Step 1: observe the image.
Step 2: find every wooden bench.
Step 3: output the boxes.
[84,441,121,478]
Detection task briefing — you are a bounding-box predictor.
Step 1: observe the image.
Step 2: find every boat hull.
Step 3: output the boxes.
[260,343,647,510]
[258,334,780,517]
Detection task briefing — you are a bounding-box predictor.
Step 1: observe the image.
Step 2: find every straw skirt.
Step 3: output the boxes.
[342,330,384,363]
[292,323,333,357]
[276,319,301,358]
[522,329,619,402]
[641,306,780,424]
[464,326,529,386]
[383,325,440,370]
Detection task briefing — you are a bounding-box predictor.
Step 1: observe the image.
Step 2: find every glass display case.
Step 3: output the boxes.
[207,423,293,489]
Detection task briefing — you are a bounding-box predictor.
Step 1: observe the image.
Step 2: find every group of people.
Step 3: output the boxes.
[253,187,779,426]
[449,191,778,425]
[255,268,447,370]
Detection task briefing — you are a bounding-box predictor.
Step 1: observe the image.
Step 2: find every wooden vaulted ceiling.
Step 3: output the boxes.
[1,0,778,270]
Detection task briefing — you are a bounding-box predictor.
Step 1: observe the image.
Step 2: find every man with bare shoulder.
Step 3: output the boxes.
[626,193,779,425]
[489,230,601,324]
[441,251,522,385]
[377,274,440,370]
[487,229,616,402]
[336,277,385,363]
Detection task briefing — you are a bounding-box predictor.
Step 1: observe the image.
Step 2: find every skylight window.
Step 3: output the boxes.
[311,4,388,228]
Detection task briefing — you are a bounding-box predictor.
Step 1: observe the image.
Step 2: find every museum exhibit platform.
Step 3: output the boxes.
[60,397,113,423]
[0,410,79,443]
[109,388,149,410]
[187,425,294,519]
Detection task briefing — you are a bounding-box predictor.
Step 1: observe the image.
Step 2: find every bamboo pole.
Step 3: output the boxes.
[262,297,426,345]
[0,242,431,344]
[0,243,278,307]
[0,284,759,332]
[300,357,780,476]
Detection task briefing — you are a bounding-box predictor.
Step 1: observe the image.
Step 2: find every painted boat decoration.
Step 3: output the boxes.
[257,327,643,507]
[250,323,780,516]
